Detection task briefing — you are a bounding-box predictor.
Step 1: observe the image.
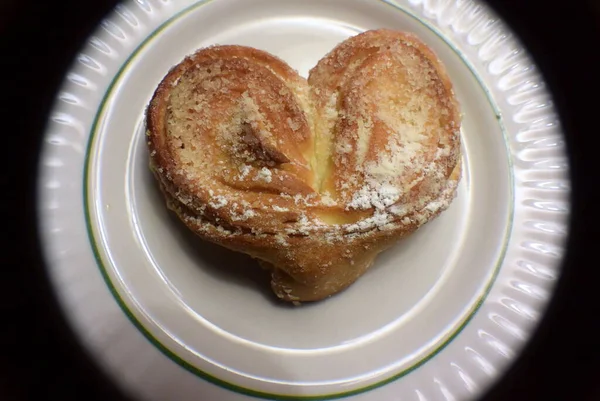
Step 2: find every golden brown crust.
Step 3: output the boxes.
[146,30,462,302]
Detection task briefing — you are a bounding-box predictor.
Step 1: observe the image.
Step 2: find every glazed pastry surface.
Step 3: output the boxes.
[146,29,462,302]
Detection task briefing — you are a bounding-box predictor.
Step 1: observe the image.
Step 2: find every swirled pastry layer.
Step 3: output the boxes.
[147,29,462,302]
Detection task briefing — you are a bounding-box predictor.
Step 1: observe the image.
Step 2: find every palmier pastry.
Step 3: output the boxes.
[146,29,462,303]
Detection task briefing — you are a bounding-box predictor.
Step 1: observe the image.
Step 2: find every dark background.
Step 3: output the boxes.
[2,0,600,400]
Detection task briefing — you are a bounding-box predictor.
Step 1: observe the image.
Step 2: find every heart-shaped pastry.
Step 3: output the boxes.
[146,29,462,303]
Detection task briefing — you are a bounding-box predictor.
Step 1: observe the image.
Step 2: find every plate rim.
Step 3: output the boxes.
[86,1,513,398]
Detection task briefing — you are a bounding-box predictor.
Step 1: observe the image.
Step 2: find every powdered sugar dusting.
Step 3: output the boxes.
[254,167,272,183]
[209,195,228,209]
[347,180,401,210]
[275,234,289,247]
[425,200,446,213]
[238,164,251,180]
[320,192,337,206]
[345,210,392,233]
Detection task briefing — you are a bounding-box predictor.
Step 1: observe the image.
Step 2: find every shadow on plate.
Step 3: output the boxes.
[167,212,302,309]
[144,167,296,307]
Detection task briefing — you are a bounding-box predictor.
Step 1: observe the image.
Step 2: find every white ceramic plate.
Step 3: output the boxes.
[38,0,569,400]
